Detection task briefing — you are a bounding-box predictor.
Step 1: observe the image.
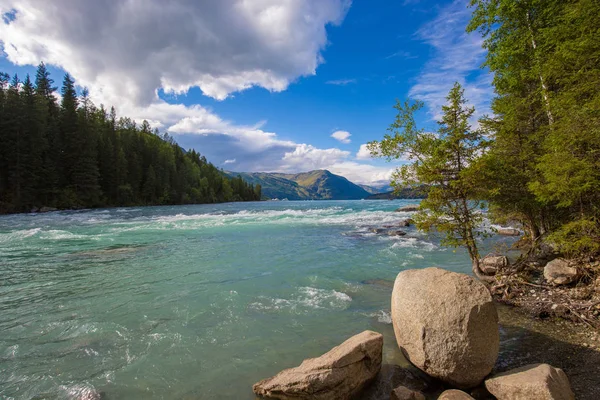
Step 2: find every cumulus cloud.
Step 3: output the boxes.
[281,144,349,170]
[356,144,374,160]
[0,0,351,103]
[331,130,351,143]
[409,0,491,121]
[0,0,398,185]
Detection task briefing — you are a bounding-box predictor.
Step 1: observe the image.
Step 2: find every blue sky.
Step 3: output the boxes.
[0,0,491,185]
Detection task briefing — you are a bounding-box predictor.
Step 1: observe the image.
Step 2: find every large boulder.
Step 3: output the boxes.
[253,330,383,400]
[479,254,509,275]
[391,267,499,388]
[485,363,575,400]
[544,259,578,285]
[438,389,475,400]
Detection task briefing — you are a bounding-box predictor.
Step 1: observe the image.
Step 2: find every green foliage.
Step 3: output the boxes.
[371,83,488,270]
[0,64,261,214]
[547,218,600,258]
[467,0,600,256]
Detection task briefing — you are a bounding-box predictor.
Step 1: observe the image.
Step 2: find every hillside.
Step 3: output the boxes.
[226,170,371,200]
[366,186,429,200]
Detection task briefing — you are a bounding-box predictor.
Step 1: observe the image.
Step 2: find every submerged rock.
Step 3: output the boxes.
[252,330,383,400]
[485,363,575,400]
[390,386,425,400]
[386,230,407,237]
[395,205,420,212]
[480,254,509,275]
[438,389,475,400]
[391,267,499,388]
[544,259,579,285]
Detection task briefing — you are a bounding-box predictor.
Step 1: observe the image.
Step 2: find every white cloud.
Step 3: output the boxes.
[331,130,351,143]
[356,143,374,160]
[0,0,398,185]
[409,0,491,121]
[326,78,356,85]
[327,162,394,185]
[0,0,351,103]
[281,144,349,170]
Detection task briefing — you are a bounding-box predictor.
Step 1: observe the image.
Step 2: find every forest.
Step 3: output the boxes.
[371,0,600,261]
[0,64,261,214]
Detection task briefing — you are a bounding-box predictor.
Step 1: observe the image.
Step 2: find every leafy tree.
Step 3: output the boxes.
[468,0,600,257]
[370,83,490,278]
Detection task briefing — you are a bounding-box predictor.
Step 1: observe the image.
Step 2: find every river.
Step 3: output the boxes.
[0,200,545,399]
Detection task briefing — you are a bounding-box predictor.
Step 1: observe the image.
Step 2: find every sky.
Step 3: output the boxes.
[0,0,491,187]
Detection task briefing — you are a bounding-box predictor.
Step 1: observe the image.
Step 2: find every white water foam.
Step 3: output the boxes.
[370,310,392,324]
[108,207,414,233]
[249,286,352,314]
[0,228,41,244]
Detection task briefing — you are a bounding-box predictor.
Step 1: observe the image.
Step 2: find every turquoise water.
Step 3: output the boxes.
[0,201,513,399]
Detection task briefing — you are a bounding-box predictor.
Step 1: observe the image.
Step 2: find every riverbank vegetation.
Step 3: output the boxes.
[371,0,600,324]
[0,65,261,214]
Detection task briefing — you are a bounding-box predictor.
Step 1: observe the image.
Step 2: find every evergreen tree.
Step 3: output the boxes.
[0,67,263,214]
[370,83,489,278]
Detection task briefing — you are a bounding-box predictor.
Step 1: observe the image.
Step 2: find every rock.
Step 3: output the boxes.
[496,227,520,236]
[386,230,407,237]
[360,364,435,400]
[544,259,579,285]
[30,207,39,213]
[391,267,499,388]
[253,330,383,400]
[398,219,412,227]
[395,205,420,212]
[485,363,575,400]
[371,228,387,234]
[438,389,475,400]
[479,254,509,275]
[390,386,425,400]
[39,206,58,213]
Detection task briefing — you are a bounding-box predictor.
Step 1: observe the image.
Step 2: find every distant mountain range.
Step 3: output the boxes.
[226,170,382,200]
[225,170,426,201]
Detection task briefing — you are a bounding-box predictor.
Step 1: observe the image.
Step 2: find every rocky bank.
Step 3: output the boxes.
[253,267,587,399]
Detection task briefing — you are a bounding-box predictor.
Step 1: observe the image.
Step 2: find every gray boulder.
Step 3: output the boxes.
[391,267,499,388]
[485,363,575,400]
[544,258,578,285]
[479,254,509,275]
[253,330,383,400]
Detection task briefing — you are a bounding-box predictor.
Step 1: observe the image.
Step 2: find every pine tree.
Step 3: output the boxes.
[370,83,489,279]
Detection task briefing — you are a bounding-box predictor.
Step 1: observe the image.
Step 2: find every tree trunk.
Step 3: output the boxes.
[526,11,554,125]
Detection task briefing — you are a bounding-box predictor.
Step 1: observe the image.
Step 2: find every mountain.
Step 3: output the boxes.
[226,170,371,200]
[358,184,393,195]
